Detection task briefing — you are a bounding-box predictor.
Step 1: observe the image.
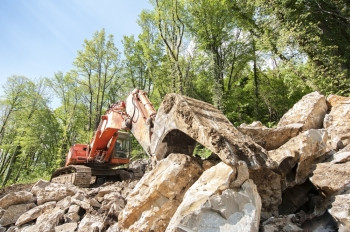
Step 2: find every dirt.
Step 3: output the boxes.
[0,183,34,199]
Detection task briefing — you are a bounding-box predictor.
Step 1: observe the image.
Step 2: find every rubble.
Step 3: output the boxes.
[329,194,350,232]
[0,91,349,231]
[118,153,203,232]
[277,91,327,131]
[268,129,328,189]
[0,203,35,226]
[166,161,261,232]
[15,201,56,226]
[0,192,34,210]
[310,161,350,197]
[238,121,302,150]
[324,94,350,150]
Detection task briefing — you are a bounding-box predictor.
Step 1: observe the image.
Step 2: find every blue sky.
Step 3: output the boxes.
[0,0,152,97]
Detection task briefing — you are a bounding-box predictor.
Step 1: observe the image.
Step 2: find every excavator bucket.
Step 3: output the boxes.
[150,93,270,169]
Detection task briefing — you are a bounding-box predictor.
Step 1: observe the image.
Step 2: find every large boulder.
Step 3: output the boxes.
[238,121,302,150]
[329,144,350,164]
[71,192,92,211]
[166,162,261,232]
[268,129,328,189]
[277,91,327,131]
[118,153,203,232]
[34,207,65,231]
[54,222,78,232]
[31,180,77,205]
[249,168,282,220]
[0,203,35,226]
[0,191,34,210]
[261,215,303,232]
[15,201,56,226]
[329,194,350,232]
[77,213,103,232]
[65,205,80,223]
[310,161,350,197]
[324,94,350,150]
[151,93,269,169]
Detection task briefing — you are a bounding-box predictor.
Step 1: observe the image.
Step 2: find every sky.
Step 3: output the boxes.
[0,0,152,104]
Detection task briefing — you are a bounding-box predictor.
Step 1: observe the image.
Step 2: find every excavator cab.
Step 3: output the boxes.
[111,131,131,162]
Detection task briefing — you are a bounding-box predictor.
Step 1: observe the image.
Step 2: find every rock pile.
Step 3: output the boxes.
[0,179,138,232]
[0,91,350,232]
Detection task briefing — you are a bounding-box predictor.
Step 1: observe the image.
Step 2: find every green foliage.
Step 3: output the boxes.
[193,144,212,159]
[2,0,350,185]
[252,0,350,95]
[73,29,122,131]
[0,76,60,186]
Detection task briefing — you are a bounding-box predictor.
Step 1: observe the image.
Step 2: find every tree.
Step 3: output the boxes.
[0,76,59,186]
[154,0,187,94]
[73,29,121,130]
[254,0,350,95]
[47,72,89,165]
[185,0,252,110]
[123,35,151,91]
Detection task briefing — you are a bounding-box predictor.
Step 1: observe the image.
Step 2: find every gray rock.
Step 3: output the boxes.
[329,194,350,232]
[77,213,103,232]
[277,91,327,131]
[65,204,80,222]
[30,180,51,195]
[118,153,203,232]
[0,209,4,219]
[15,201,56,226]
[0,203,35,226]
[0,191,34,210]
[310,161,350,197]
[106,223,119,232]
[330,144,350,164]
[4,226,19,232]
[96,185,122,202]
[34,182,77,205]
[35,207,65,232]
[324,94,350,150]
[20,224,38,232]
[151,93,269,169]
[71,194,91,211]
[89,198,101,208]
[238,122,302,150]
[249,168,282,220]
[166,162,261,232]
[54,222,78,232]
[56,196,71,211]
[261,215,303,232]
[268,129,328,189]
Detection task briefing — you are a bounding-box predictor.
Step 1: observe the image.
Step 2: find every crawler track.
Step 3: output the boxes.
[51,165,92,187]
[51,165,137,187]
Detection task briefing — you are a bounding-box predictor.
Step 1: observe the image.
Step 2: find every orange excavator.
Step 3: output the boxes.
[51,89,156,187]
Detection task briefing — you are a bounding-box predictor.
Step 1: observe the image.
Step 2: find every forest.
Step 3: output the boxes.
[0,0,349,186]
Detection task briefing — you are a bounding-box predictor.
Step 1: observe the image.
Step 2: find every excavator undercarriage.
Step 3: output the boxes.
[51,164,137,187]
[51,165,92,187]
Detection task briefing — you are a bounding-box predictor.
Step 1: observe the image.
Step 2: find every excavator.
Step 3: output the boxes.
[51,89,268,187]
[51,89,156,187]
